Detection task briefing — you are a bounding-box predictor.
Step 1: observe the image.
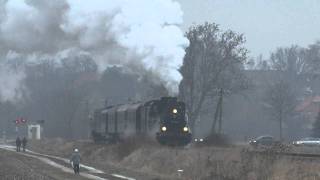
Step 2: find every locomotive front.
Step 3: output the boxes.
[156,97,192,146]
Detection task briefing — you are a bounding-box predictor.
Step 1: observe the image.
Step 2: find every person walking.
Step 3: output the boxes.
[22,137,27,152]
[16,137,21,152]
[70,148,81,174]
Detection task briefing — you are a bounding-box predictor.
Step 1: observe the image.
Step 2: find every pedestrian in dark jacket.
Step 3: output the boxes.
[70,148,81,174]
[22,137,27,152]
[16,137,21,152]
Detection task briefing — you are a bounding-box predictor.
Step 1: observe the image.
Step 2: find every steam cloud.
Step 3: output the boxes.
[0,0,188,102]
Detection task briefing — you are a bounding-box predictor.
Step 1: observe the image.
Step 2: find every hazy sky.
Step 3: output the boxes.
[177,0,320,57]
[6,0,320,58]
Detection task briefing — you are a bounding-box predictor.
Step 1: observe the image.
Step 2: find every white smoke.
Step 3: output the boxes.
[0,0,188,102]
[0,51,26,102]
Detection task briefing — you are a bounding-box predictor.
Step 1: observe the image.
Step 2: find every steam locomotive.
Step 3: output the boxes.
[90,97,192,146]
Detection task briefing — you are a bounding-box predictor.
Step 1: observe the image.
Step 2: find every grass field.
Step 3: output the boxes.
[26,138,320,180]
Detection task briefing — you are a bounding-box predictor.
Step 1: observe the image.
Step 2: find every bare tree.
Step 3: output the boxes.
[258,41,320,140]
[0,101,19,136]
[22,57,98,138]
[255,54,271,70]
[264,79,296,140]
[179,22,248,131]
[270,45,307,75]
[312,111,320,138]
[305,41,320,74]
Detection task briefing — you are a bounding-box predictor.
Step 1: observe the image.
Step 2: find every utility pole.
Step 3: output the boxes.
[218,88,224,134]
[85,100,90,139]
[211,88,224,134]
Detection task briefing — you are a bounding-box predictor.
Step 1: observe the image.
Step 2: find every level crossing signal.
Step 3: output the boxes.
[14,117,27,125]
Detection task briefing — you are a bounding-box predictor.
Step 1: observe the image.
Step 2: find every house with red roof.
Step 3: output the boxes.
[296,96,320,126]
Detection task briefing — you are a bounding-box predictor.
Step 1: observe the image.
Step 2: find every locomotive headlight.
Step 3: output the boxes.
[183,127,188,132]
[172,108,178,114]
[161,126,167,132]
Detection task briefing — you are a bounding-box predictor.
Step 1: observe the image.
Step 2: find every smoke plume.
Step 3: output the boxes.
[0,0,188,102]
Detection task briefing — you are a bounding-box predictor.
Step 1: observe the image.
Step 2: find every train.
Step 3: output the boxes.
[90,97,192,146]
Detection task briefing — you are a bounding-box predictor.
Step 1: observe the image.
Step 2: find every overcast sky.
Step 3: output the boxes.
[7,0,320,58]
[176,0,320,58]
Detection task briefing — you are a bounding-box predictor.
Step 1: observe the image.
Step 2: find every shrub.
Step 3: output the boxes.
[202,133,231,146]
[114,135,157,160]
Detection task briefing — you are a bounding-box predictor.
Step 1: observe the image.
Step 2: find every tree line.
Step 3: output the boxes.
[2,21,320,140]
[179,22,320,140]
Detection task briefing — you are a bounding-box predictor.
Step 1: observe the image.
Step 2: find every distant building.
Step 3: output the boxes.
[27,124,42,140]
[296,96,320,127]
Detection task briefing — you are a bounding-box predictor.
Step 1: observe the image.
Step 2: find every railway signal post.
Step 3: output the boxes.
[14,117,27,137]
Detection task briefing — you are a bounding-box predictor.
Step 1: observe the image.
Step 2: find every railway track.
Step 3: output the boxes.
[0,144,136,180]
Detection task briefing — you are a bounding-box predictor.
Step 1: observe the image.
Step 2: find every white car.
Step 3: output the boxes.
[293,137,320,146]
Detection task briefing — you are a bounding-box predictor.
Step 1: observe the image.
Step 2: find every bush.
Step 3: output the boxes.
[202,133,231,146]
[114,135,157,160]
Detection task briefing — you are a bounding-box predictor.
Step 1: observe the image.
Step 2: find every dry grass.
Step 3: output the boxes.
[201,133,231,147]
[115,136,159,160]
[27,139,320,180]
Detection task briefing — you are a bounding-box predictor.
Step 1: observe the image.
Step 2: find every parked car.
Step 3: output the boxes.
[292,137,320,146]
[249,135,278,147]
